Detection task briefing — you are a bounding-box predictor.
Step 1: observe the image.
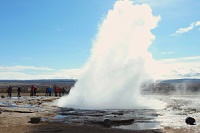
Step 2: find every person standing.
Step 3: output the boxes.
[17,86,21,97]
[30,85,34,96]
[7,86,10,97]
[48,86,52,96]
[34,87,37,96]
[66,88,70,95]
[7,85,12,97]
[54,86,58,97]
[62,87,66,96]
[58,87,62,97]
[45,87,49,96]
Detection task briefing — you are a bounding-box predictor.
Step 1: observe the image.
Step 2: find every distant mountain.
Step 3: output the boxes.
[0,79,77,82]
[0,79,77,87]
[157,79,200,84]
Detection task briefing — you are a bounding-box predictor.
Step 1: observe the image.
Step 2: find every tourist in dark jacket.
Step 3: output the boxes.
[62,87,66,96]
[54,87,58,97]
[58,87,62,97]
[34,87,37,96]
[7,85,13,97]
[45,87,49,96]
[17,86,21,97]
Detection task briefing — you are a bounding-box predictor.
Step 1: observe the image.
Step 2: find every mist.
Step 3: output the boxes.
[58,0,165,109]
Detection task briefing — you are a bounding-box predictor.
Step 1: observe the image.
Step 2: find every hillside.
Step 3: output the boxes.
[143,79,200,94]
[0,79,76,93]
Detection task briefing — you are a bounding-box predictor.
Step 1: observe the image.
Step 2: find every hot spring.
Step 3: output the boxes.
[58,0,165,109]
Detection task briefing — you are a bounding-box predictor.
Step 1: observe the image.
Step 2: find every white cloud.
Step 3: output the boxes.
[0,65,54,71]
[159,56,200,63]
[150,56,200,79]
[0,57,199,80]
[0,58,199,80]
[173,21,200,35]
[0,65,81,80]
[175,22,195,34]
[48,69,82,79]
[195,21,200,26]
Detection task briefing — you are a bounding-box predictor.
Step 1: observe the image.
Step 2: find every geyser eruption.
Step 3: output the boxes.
[58,0,163,109]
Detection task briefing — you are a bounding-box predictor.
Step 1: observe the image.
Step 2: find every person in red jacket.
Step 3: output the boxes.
[30,85,34,96]
[58,87,62,97]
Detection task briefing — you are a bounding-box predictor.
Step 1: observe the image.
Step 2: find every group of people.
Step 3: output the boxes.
[7,85,21,97]
[45,86,70,97]
[7,85,70,98]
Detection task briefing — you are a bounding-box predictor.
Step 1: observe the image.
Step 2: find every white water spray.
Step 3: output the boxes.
[58,0,164,109]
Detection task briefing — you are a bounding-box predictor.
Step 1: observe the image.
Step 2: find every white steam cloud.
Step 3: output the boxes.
[58,0,164,109]
[173,20,200,35]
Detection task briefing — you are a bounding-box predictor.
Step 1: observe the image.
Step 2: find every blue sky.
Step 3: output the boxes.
[0,0,200,79]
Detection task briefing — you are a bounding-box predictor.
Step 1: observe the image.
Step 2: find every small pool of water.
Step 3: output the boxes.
[113,122,160,130]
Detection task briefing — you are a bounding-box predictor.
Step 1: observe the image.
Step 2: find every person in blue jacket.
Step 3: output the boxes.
[48,86,53,96]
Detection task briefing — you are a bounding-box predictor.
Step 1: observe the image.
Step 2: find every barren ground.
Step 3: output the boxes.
[0,93,198,133]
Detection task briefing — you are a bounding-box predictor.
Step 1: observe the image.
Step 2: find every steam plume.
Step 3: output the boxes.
[58,0,163,109]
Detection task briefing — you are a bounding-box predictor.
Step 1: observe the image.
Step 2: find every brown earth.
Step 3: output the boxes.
[0,112,195,133]
[0,93,197,133]
[0,107,160,133]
